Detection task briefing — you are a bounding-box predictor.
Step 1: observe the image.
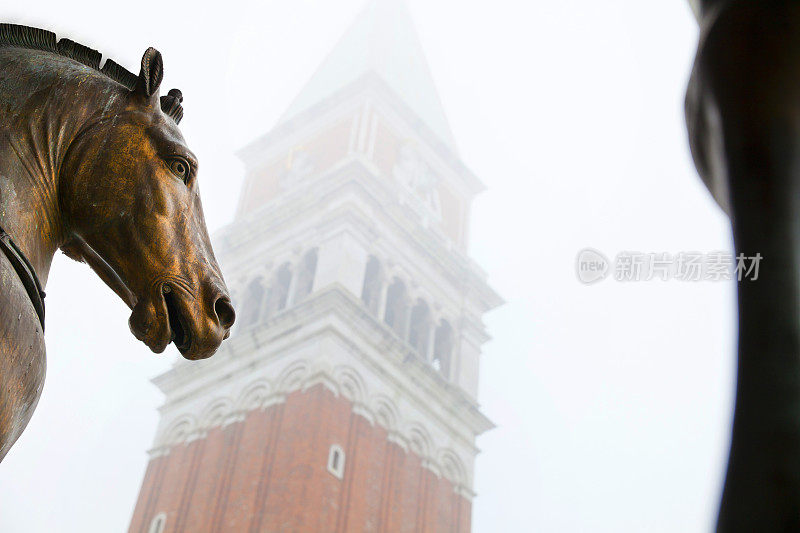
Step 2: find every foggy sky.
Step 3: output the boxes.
[0,2,730,532]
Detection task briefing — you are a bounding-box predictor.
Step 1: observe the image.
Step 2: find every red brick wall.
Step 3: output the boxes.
[128,454,167,533]
[128,385,471,532]
[151,441,196,532]
[219,408,277,530]
[238,161,281,215]
[371,121,467,249]
[238,117,353,218]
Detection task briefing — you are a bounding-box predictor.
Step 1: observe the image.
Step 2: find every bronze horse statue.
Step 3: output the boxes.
[0,25,235,462]
[687,0,800,530]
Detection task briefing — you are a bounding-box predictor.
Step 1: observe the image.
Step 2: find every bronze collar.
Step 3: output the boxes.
[0,226,45,332]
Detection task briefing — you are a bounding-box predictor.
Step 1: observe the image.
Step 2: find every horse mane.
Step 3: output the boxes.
[0,23,183,124]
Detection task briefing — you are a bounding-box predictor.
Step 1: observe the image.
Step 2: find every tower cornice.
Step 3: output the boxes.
[155,286,493,435]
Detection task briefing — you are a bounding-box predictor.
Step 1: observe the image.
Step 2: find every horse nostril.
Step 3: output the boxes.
[214,296,236,330]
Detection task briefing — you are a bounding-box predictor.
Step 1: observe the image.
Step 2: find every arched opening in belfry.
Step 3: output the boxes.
[408,299,431,358]
[361,256,382,314]
[274,263,293,312]
[293,249,318,303]
[433,320,454,378]
[239,277,266,328]
[383,278,408,335]
[264,263,293,319]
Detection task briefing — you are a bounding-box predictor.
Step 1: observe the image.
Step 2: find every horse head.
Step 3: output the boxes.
[60,48,235,359]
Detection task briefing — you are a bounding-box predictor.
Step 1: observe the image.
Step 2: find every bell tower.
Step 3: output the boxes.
[128,1,501,531]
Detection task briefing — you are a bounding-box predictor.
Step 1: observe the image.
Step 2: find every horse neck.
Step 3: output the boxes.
[0,51,120,286]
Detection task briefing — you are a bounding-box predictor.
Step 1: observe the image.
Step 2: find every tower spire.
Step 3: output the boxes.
[279,0,458,152]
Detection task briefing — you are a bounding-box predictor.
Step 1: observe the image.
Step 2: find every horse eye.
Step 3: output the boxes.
[168,158,191,184]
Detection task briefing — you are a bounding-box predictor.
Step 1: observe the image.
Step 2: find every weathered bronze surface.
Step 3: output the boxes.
[687,1,800,530]
[0,25,235,462]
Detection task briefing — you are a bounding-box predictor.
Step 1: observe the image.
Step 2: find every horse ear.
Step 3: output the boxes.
[136,47,163,98]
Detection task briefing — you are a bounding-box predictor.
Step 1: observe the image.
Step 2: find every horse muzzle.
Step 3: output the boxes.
[129,278,235,359]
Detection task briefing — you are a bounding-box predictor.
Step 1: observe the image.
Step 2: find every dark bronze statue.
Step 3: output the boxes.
[0,25,235,462]
[687,1,800,530]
